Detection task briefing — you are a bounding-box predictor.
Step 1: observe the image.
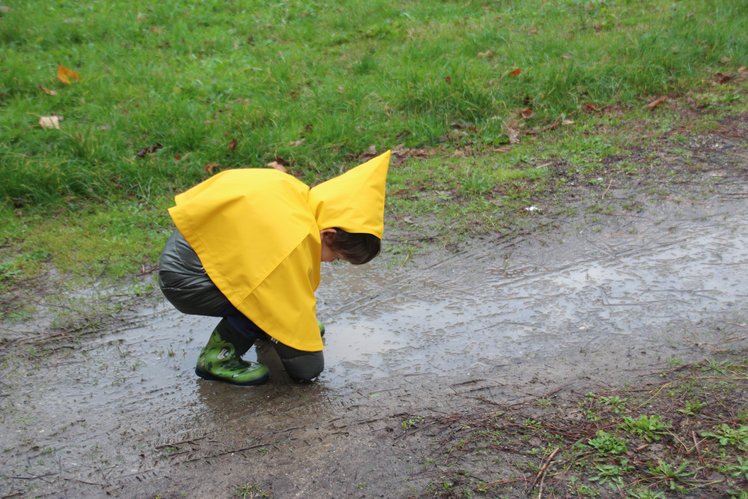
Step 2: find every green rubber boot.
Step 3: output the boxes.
[195,327,269,386]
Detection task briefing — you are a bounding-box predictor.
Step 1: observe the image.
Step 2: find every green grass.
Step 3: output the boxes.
[1,0,746,207]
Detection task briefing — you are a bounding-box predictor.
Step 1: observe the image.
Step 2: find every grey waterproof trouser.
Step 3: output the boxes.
[158,229,324,381]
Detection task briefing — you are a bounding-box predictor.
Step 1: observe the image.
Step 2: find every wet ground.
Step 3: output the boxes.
[2,173,748,497]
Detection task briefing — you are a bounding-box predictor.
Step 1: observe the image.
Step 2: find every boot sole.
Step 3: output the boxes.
[195,367,270,386]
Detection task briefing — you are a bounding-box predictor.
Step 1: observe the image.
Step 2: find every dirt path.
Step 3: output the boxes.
[2,142,747,497]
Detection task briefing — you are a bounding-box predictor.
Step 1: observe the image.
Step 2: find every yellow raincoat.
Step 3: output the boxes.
[168,151,390,352]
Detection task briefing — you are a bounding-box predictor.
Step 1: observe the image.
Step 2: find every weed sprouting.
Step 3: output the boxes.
[646,460,695,493]
[701,424,748,451]
[234,482,269,499]
[587,430,628,456]
[401,416,425,430]
[678,399,706,416]
[619,415,671,443]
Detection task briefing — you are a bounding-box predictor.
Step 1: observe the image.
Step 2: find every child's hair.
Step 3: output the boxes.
[329,229,381,264]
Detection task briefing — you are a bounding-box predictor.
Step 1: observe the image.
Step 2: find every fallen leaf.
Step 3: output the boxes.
[494,147,512,153]
[509,68,522,76]
[519,107,534,119]
[174,154,182,161]
[289,139,305,147]
[713,72,732,84]
[136,143,163,158]
[204,162,220,174]
[646,96,667,110]
[38,85,57,96]
[39,115,62,129]
[57,64,80,85]
[228,138,238,152]
[582,102,599,113]
[477,50,494,58]
[562,119,575,126]
[444,75,452,85]
[266,161,287,173]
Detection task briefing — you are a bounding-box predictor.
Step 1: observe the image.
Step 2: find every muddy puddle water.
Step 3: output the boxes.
[2,193,747,497]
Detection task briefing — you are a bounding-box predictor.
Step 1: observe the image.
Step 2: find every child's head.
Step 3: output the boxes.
[320,228,380,264]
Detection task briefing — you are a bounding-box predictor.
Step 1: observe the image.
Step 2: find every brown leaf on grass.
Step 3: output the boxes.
[519,108,534,119]
[509,68,522,76]
[57,64,80,85]
[582,102,599,113]
[444,76,452,85]
[713,72,732,84]
[266,161,287,173]
[495,147,512,153]
[136,143,163,158]
[477,50,495,58]
[38,85,57,96]
[228,138,238,152]
[39,115,62,129]
[646,96,667,110]
[204,162,221,174]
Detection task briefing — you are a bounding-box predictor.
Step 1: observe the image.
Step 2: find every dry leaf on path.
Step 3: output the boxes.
[204,162,220,174]
[713,72,732,84]
[38,85,57,96]
[136,143,163,158]
[646,96,667,110]
[57,64,80,85]
[39,115,62,129]
[267,161,287,173]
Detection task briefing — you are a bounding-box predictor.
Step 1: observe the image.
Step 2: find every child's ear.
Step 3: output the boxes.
[320,228,337,240]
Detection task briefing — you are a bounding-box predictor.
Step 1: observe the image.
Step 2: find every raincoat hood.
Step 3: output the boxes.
[167,151,390,352]
[309,150,390,237]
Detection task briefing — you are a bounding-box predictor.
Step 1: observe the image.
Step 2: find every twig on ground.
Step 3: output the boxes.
[692,431,706,466]
[527,446,560,496]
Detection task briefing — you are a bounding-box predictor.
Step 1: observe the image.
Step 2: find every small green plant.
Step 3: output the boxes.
[678,400,705,416]
[598,395,627,414]
[719,456,748,481]
[619,415,671,442]
[234,482,269,499]
[628,488,666,499]
[647,460,694,493]
[701,424,748,451]
[523,418,543,429]
[589,459,631,489]
[401,416,425,430]
[587,430,628,456]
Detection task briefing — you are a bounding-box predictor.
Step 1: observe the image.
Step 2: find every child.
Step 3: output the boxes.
[158,151,390,385]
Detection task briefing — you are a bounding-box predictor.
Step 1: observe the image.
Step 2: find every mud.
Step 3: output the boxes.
[2,181,748,497]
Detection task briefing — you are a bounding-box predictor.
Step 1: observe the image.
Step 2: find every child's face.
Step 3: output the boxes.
[320,229,342,262]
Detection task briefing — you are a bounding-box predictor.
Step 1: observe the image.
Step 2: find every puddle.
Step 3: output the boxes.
[2,193,747,497]
[316,197,748,387]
